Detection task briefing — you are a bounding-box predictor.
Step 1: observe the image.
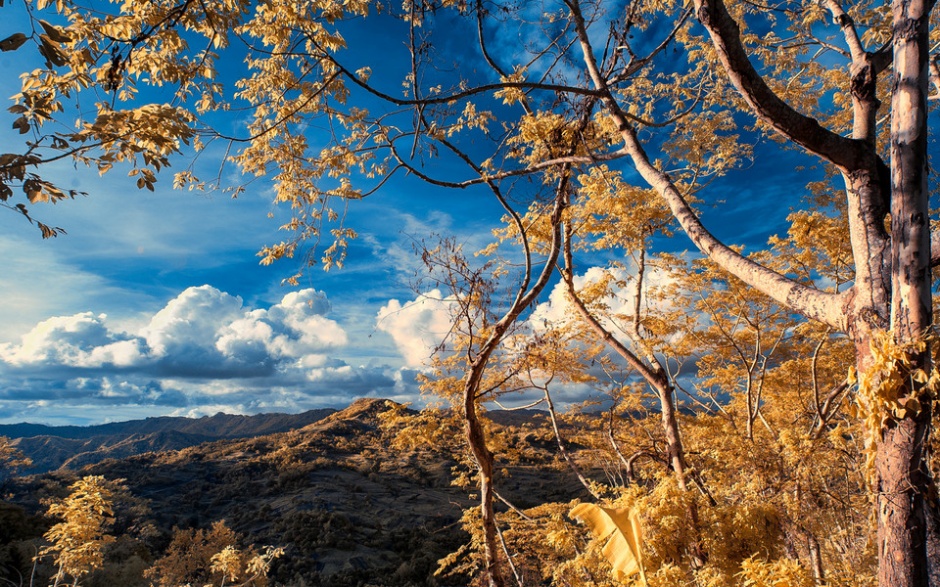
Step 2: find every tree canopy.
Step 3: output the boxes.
[3,0,940,585]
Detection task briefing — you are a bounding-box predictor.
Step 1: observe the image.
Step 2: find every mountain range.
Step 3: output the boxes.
[2,408,337,474]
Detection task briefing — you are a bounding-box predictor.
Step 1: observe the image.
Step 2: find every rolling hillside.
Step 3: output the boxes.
[1,399,583,587]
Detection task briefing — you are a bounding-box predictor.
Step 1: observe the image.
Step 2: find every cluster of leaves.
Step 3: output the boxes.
[0,438,32,491]
[145,520,282,587]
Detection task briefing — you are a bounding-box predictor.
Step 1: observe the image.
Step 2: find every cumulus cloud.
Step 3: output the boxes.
[134,285,349,377]
[0,313,145,368]
[0,284,451,425]
[143,286,245,359]
[375,290,456,368]
[529,264,684,333]
[1,285,350,378]
[0,285,413,423]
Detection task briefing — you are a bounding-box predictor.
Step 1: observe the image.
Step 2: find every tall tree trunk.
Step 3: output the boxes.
[874,0,936,585]
[875,410,932,587]
[455,184,568,587]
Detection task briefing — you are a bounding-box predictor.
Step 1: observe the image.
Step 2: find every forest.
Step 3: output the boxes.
[0,0,938,586]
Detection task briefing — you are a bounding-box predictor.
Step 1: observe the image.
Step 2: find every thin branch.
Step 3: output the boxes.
[542,383,602,499]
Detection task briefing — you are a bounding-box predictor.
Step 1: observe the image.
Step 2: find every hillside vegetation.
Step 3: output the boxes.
[1,386,898,587]
[0,399,586,587]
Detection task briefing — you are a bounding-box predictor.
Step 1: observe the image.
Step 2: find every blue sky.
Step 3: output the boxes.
[0,0,838,426]
[0,126,521,424]
[0,8,524,425]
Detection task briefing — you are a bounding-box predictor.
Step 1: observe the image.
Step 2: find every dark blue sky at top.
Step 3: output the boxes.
[0,0,913,426]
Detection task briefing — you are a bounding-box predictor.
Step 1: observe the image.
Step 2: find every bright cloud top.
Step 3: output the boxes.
[1,285,347,377]
[530,264,684,333]
[0,312,142,368]
[376,289,456,369]
[0,286,417,424]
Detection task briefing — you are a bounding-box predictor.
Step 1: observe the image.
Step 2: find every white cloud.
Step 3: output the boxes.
[529,263,685,334]
[0,285,407,423]
[85,339,148,368]
[143,285,245,358]
[0,312,145,368]
[113,285,348,377]
[375,289,456,368]
[264,289,348,354]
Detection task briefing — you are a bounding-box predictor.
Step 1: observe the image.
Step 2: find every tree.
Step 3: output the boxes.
[39,476,120,587]
[6,0,939,585]
[145,521,281,587]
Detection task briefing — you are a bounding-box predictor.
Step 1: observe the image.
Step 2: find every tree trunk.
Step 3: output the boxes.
[875,411,932,587]
[873,0,936,585]
[659,383,688,490]
[463,392,505,587]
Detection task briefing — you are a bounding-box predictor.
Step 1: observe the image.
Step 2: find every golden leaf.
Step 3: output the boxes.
[570,503,647,584]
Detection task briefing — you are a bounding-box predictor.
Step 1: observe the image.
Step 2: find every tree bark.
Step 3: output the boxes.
[458,180,568,587]
[875,412,932,587]
[874,1,936,585]
[463,391,505,587]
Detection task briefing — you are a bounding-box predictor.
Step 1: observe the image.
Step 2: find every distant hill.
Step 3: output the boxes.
[3,408,336,474]
[3,398,587,587]
[0,409,339,440]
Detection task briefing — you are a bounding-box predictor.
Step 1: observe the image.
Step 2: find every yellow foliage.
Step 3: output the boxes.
[146,520,281,587]
[853,328,939,480]
[210,545,243,583]
[570,502,647,584]
[40,475,121,586]
[738,556,814,587]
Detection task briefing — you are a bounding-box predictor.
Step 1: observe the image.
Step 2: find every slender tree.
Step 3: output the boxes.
[40,476,119,587]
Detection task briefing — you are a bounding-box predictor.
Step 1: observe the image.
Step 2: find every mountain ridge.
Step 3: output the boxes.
[0,408,339,440]
[5,407,338,474]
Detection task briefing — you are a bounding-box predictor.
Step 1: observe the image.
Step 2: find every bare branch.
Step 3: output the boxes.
[692,0,871,170]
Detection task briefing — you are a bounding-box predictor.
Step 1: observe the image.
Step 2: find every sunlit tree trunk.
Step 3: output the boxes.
[462,386,505,587]
[869,0,936,584]
[457,186,568,587]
